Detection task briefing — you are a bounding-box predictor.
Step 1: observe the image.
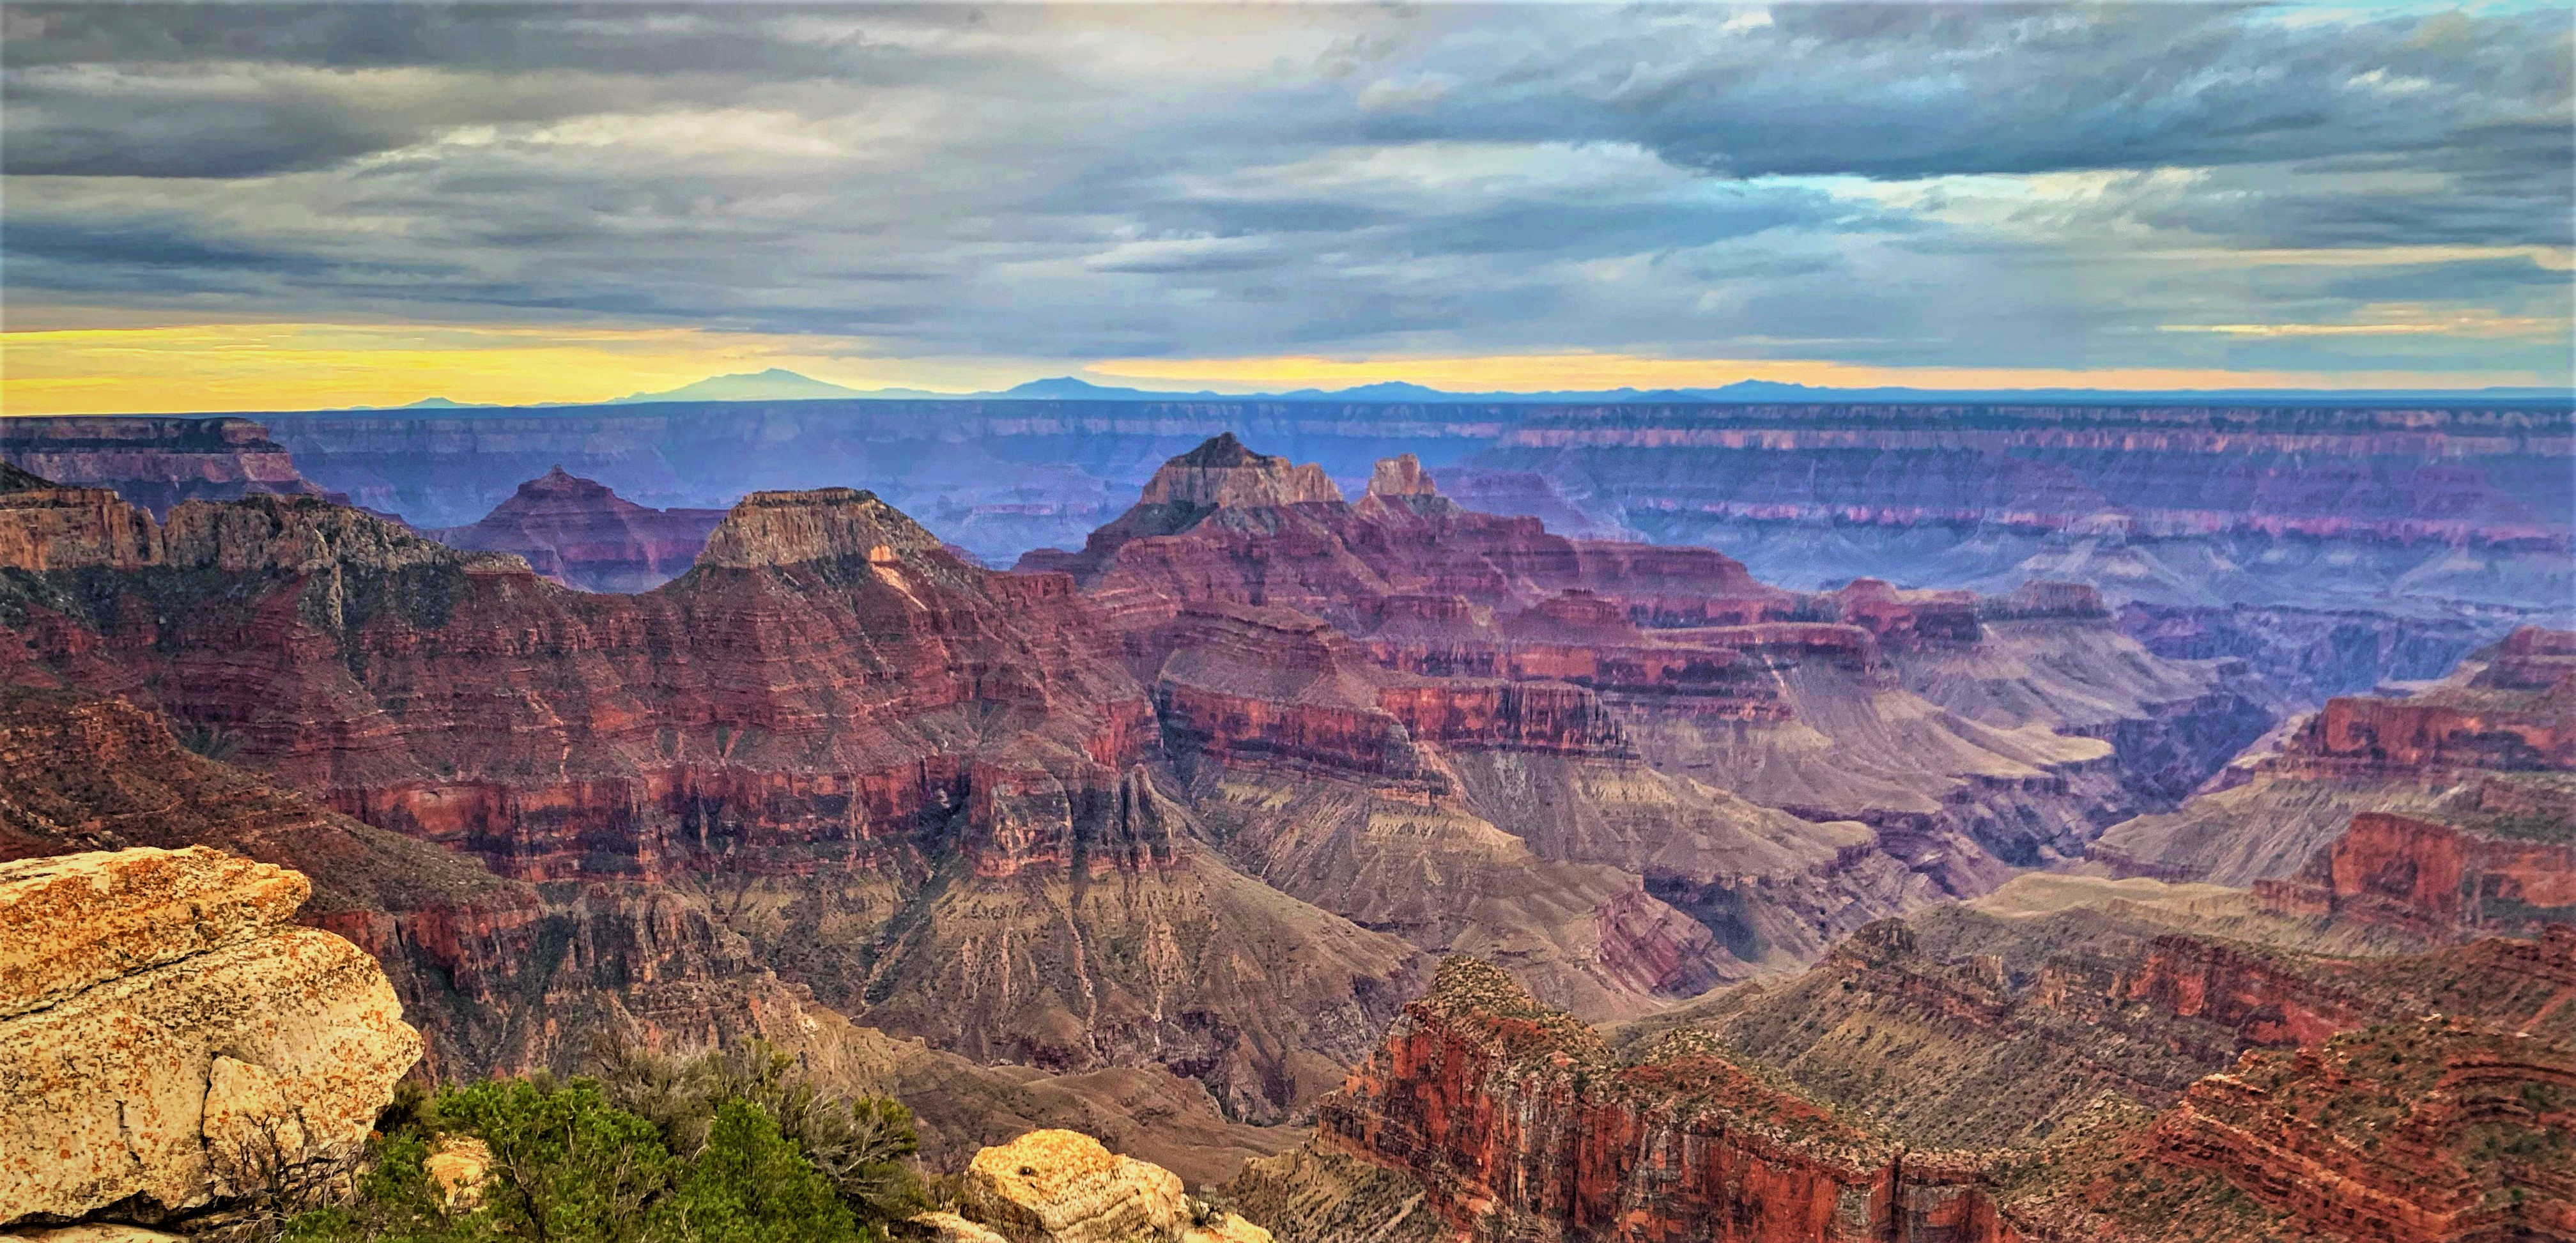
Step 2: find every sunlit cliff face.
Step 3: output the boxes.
[3,3,2570,413]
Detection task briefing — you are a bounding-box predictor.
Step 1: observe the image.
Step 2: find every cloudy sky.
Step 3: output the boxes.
[3,1,2570,413]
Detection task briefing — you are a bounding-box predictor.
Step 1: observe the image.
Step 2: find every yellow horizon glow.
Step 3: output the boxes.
[0,322,995,415]
[0,320,2560,415]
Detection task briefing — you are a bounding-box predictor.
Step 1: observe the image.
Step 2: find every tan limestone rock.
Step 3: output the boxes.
[934,1129,1276,1243]
[0,848,422,1226]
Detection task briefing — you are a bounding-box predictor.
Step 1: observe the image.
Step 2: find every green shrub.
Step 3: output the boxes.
[280,1047,914,1243]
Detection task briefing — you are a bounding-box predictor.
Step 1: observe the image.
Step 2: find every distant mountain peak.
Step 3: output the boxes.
[613,369,868,404]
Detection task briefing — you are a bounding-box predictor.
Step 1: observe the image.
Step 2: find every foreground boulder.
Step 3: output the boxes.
[916,1129,1272,1243]
[0,847,421,1226]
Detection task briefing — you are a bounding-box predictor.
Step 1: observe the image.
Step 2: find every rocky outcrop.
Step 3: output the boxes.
[1,417,332,518]
[916,1129,1273,1243]
[2255,812,2576,939]
[0,847,420,1228]
[428,467,725,592]
[1309,957,2019,1242]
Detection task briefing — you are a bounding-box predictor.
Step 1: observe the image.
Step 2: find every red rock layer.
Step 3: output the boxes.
[1,488,1151,884]
[1828,577,1982,642]
[2265,630,2576,782]
[1314,957,2021,1243]
[2288,695,2576,775]
[2255,812,2576,939]
[429,466,726,592]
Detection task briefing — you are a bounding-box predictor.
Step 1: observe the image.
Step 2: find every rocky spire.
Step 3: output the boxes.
[1366,454,1438,498]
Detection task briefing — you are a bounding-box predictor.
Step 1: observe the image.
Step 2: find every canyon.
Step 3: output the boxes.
[1,435,2274,1115]
[2095,624,2576,895]
[4,408,2570,1242]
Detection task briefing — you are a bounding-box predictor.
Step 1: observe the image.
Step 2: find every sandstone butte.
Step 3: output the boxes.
[427,465,726,593]
[0,847,420,1229]
[1231,944,2576,1243]
[916,1128,1274,1243]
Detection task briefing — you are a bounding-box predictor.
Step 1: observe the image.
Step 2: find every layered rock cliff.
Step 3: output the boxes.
[1607,895,2575,1152]
[428,467,725,592]
[1,417,333,516]
[1479,401,2573,612]
[2255,812,2576,939]
[0,463,162,571]
[0,847,420,1228]
[2002,1018,2575,1242]
[1255,913,2571,1243]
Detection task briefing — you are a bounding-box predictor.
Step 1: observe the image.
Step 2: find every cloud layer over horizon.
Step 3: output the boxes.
[4,2,2570,410]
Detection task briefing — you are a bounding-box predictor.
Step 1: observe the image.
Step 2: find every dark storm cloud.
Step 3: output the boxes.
[1,3,2567,378]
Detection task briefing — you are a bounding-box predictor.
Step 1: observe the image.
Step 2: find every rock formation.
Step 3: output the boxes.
[0,463,161,571]
[0,481,1415,1120]
[916,1129,1273,1243]
[0,847,420,1228]
[1269,957,2019,1242]
[428,466,725,592]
